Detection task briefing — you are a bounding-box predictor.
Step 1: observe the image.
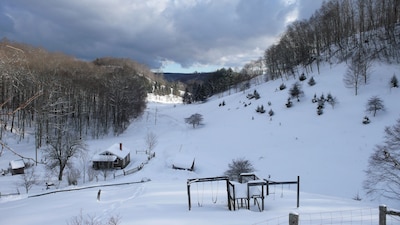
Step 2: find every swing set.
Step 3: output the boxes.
[187,176,231,210]
[186,174,300,211]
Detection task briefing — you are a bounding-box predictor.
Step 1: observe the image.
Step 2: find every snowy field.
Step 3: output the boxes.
[0,62,399,224]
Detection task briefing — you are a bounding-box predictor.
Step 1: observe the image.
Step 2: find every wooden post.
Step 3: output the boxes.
[289,212,299,225]
[226,180,231,210]
[261,182,265,211]
[187,183,191,211]
[297,176,300,208]
[379,205,387,225]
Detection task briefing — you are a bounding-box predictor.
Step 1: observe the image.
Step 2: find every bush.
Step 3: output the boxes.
[285,98,293,108]
[362,116,370,124]
[268,109,274,117]
[224,158,254,182]
[67,211,121,225]
[299,73,307,81]
[256,105,265,113]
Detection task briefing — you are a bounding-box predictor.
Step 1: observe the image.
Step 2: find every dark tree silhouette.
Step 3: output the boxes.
[185,113,203,128]
[365,96,385,117]
[224,158,254,182]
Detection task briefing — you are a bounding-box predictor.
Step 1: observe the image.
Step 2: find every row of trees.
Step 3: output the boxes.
[264,0,400,80]
[0,39,155,155]
[182,68,254,103]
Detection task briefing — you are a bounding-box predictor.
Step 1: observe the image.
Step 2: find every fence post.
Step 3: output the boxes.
[379,205,387,225]
[289,212,299,225]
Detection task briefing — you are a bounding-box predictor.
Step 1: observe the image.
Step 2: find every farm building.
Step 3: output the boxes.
[92,143,131,169]
[9,159,25,175]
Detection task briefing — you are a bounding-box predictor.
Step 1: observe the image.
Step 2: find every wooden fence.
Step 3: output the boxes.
[113,152,155,179]
[0,190,20,198]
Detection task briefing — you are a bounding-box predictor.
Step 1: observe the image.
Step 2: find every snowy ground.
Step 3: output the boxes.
[0,62,399,224]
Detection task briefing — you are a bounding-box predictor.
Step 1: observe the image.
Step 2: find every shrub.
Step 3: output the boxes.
[285,98,293,108]
[68,210,121,225]
[299,73,307,81]
[362,116,370,124]
[253,90,260,100]
[256,105,265,113]
[268,109,274,117]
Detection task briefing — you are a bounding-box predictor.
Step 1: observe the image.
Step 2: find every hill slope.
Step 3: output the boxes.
[0,61,399,224]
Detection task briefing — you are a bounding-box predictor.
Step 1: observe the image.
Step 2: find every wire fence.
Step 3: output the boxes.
[251,206,400,225]
[299,207,378,225]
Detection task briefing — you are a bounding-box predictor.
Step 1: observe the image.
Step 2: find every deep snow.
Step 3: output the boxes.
[0,62,399,225]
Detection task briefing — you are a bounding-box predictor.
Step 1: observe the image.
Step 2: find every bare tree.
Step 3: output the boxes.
[145,131,158,154]
[343,55,368,96]
[224,158,255,182]
[67,210,121,225]
[185,113,203,128]
[43,129,87,181]
[364,118,400,201]
[100,154,114,181]
[77,151,89,184]
[365,96,385,117]
[18,166,38,194]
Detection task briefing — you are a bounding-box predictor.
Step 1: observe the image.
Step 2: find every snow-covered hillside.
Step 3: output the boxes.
[0,62,399,225]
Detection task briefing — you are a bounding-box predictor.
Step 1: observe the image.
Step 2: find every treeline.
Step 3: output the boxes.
[182,68,255,103]
[0,39,158,148]
[264,0,400,80]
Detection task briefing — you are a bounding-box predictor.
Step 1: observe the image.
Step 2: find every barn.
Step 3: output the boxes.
[92,143,131,170]
[9,159,25,175]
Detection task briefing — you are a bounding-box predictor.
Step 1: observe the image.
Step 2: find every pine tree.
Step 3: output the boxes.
[390,74,398,88]
[308,76,316,86]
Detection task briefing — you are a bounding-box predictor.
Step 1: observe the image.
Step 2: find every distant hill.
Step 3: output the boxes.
[157,72,213,83]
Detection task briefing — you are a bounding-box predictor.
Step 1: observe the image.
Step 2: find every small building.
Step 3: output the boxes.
[172,155,195,171]
[92,143,131,170]
[9,159,25,175]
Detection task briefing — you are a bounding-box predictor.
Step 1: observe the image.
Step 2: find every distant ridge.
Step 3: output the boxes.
[156,72,213,83]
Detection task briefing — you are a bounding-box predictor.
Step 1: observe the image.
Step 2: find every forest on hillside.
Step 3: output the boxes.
[0,41,165,149]
[261,0,399,80]
[185,0,400,103]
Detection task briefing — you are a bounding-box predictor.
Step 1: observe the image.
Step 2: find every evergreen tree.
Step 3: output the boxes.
[308,76,316,86]
[390,74,398,88]
[289,82,303,101]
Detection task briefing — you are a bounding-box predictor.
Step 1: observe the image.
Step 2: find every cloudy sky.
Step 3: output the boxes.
[0,0,323,72]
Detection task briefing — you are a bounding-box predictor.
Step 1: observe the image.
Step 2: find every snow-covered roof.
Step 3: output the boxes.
[10,159,25,169]
[171,154,195,168]
[92,143,130,161]
[92,155,117,162]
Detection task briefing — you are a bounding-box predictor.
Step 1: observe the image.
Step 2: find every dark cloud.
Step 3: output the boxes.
[0,0,323,71]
